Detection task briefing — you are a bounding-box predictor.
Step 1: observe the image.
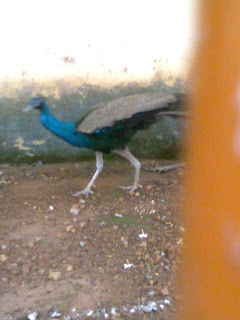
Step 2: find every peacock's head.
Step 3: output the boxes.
[23,97,45,112]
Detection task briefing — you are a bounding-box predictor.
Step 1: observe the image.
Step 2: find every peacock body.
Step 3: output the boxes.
[24,93,179,196]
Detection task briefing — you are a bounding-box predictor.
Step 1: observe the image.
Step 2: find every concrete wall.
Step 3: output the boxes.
[0,0,194,163]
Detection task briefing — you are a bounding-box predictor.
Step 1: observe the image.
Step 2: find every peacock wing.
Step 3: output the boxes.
[75,103,105,127]
[76,93,176,134]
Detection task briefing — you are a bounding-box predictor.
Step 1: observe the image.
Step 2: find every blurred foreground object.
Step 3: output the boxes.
[180,1,240,319]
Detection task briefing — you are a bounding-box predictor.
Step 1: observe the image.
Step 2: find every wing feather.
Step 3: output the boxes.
[76,93,176,134]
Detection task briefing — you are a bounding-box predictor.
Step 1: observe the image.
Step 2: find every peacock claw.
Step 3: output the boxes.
[73,188,94,197]
[119,184,142,192]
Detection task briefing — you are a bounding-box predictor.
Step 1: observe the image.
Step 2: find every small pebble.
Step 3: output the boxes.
[120,237,128,247]
[147,291,155,297]
[0,254,8,262]
[115,213,123,218]
[67,265,73,272]
[39,269,45,275]
[70,204,80,216]
[80,221,86,228]
[48,271,61,281]
[28,311,39,320]
[79,241,85,247]
[161,287,169,296]
[124,261,133,269]
[164,298,171,305]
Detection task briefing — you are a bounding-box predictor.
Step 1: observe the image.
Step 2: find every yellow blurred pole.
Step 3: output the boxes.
[180,1,240,319]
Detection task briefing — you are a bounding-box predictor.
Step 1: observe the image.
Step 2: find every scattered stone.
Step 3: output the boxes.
[118,197,123,202]
[115,213,123,218]
[79,241,85,247]
[50,309,63,318]
[39,269,45,275]
[79,199,86,204]
[1,244,7,250]
[48,271,61,281]
[124,261,133,269]
[120,237,128,247]
[164,298,171,305]
[0,254,8,262]
[98,221,107,227]
[70,204,80,216]
[28,311,39,320]
[147,291,155,297]
[146,185,152,191]
[161,287,169,296]
[80,221,86,228]
[138,230,148,238]
[141,301,157,312]
[67,265,73,272]
[49,206,54,211]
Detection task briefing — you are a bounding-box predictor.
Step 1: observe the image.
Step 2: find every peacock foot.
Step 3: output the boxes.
[73,188,94,197]
[119,184,142,192]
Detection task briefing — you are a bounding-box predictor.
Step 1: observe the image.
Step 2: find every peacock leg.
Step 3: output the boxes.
[113,148,142,191]
[73,152,103,197]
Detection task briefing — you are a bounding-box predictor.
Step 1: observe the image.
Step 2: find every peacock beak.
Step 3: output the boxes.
[22,104,34,112]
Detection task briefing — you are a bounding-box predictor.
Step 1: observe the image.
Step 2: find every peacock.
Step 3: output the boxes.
[24,93,183,196]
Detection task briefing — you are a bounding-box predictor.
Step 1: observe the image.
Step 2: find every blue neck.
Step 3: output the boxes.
[39,103,89,148]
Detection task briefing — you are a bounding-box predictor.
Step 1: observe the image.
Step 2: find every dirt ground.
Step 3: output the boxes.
[0,159,185,320]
